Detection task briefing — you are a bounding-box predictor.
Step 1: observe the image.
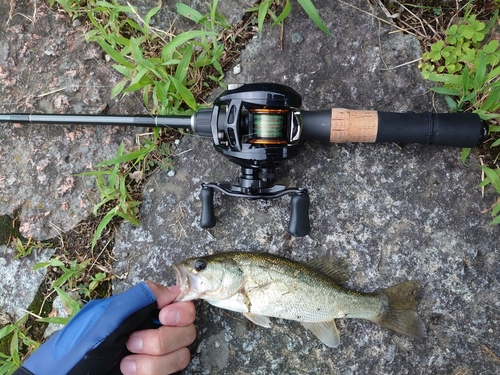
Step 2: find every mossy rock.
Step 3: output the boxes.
[0,214,21,246]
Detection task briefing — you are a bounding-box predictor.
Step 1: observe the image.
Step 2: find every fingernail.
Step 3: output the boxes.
[161,308,180,325]
[121,358,136,375]
[128,334,143,351]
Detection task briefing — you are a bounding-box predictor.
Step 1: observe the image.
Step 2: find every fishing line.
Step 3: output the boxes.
[249,108,288,144]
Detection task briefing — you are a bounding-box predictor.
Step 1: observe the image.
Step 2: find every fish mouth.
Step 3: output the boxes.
[173,264,189,302]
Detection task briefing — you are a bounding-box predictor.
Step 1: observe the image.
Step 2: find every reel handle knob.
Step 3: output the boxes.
[288,192,311,237]
[200,186,216,229]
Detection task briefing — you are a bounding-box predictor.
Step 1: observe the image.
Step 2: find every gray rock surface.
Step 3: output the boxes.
[0,244,54,320]
[112,1,499,374]
[0,1,141,240]
[0,0,499,374]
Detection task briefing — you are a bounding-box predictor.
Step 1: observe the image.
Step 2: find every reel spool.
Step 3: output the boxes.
[199,83,311,237]
[248,109,289,145]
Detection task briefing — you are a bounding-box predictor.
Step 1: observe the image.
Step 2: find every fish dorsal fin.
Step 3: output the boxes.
[301,321,340,348]
[305,257,349,283]
[243,312,271,328]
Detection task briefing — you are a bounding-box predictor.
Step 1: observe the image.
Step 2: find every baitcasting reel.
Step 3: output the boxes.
[0,82,487,237]
[193,83,310,237]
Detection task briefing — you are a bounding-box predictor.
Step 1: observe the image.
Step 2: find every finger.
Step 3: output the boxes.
[120,347,190,375]
[144,280,180,308]
[159,300,196,326]
[126,325,196,356]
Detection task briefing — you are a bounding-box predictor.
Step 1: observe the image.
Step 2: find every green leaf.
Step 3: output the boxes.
[125,19,142,33]
[107,143,123,187]
[170,75,197,110]
[445,95,458,111]
[176,3,203,23]
[98,145,155,167]
[54,287,82,317]
[129,36,144,62]
[0,325,16,340]
[430,86,461,96]
[53,270,75,288]
[426,73,462,85]
[474,50,487,90]
[461,91,476,103]
[461,148,471,164]
[492,202,500,217]
[130,66,151,86]
[484,40,499,54]
[122,80,153,94]
[36,316,71,325]
[115,210,141,225]
[161,30,216,60]
[491,213,500,225]
[10,331,19,365]
[297,0,331,35]
[112,64,131,77]
[96,143,125,168]
[461,64,469,93]
[486,65,500,82]
[273,0,292,25]
[36,258,65,269]
[111,80,128,99]
[96,39,135,69]
[175,44,193,84]
[475,112,500,120]
[210,0,219,24]
[212,60,223,76]
[258,0,270,35]
[481,166,500,192]
[480,88,500,112]
[144,6,160,27]
[92,208,118,249]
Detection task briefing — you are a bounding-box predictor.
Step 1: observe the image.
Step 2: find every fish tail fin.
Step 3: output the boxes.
[376,281,426,339]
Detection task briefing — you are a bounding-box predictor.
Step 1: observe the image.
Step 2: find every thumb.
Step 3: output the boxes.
[144,280,181,309]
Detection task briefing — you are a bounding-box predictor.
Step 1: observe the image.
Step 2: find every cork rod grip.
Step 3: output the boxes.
[300,109,484,147]
[329,108,378,143]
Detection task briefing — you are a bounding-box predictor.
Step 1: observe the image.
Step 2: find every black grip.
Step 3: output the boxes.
[301,110,485,147]
[300,110,331,142]
[288,193,311,237]
[13,367,35,375]
[377,112,484,147]
[200,186,216,228]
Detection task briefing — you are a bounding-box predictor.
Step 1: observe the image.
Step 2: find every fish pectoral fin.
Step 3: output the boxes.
[301,320,340,348]
[243,312,271,328]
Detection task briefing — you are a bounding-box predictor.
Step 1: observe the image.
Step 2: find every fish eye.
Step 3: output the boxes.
[194,259,207,272]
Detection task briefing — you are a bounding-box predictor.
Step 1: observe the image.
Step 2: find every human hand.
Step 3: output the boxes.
[120,281,196,375]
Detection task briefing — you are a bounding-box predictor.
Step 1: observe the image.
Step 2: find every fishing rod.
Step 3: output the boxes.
[0,82,487,237]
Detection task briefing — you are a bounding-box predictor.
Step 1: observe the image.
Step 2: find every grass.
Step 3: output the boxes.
[50,0,227,114]
[414,2,500,224]
[248,0,330,36]
[380,0,499,223]
[2,0,499,372]
[49,0,334,256]
[0,315,39,375]
[1,1,262,369]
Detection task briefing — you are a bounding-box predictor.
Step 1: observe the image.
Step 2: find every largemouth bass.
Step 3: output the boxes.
[173,251,425,347]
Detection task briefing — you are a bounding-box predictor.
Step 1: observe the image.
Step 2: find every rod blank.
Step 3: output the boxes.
[0,113,193,130]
